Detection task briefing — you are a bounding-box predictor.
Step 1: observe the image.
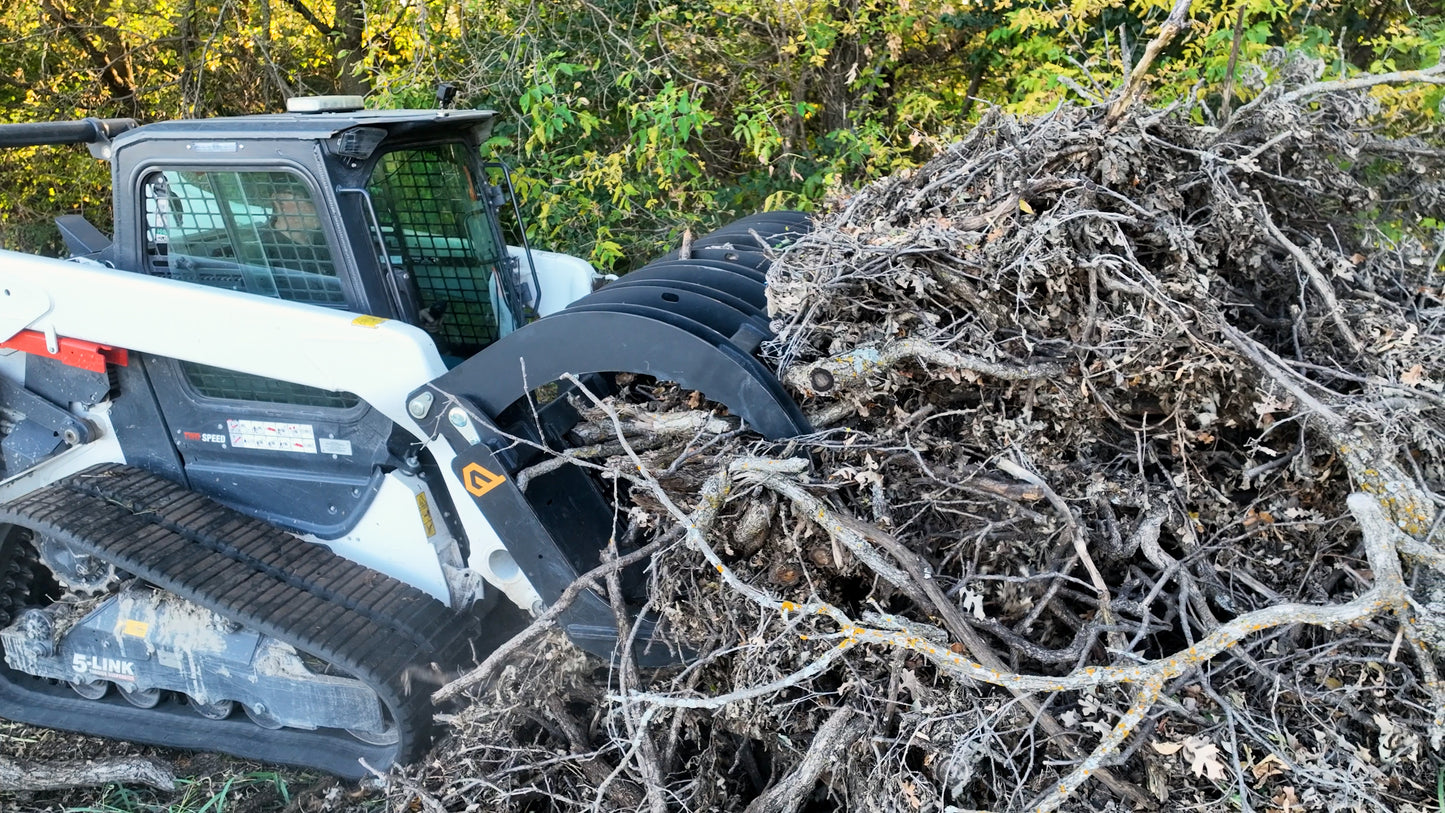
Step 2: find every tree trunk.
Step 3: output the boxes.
[335,0,368,96]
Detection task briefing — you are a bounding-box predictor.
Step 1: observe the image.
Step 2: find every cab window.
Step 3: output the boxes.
[142,170,345,307]
[141,170,356,407]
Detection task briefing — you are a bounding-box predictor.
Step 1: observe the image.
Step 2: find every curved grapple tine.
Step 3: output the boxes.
[689,233,766,252]
[703,211,813,241]
[663,257,768,283]
[678,246,773,272]
[432,305,808,439]
[580,283,771,351]
[659,209,812,263]
[602,276,769,322]
[622,261,767,310]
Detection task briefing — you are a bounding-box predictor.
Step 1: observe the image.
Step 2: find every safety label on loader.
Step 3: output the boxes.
[226,419,317,454]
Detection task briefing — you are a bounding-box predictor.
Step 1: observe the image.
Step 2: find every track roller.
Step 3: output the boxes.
[189,697,234,720]
[69,680,108,700]
[245,704,284,729]
[116,684,162,709]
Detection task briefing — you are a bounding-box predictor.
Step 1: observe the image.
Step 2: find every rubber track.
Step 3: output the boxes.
[0,463,475,777]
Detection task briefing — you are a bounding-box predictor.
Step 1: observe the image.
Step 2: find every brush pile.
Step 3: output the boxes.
[405,56,1445,813]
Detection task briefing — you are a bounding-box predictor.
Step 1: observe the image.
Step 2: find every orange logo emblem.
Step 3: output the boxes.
[462,462,505,497]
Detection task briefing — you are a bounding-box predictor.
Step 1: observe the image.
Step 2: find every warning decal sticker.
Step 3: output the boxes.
[317,437,353,456]
[416,491,436,537]
[227,419,317,454]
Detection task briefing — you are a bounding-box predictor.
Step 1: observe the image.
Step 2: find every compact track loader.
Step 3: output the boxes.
[0,97,810,776]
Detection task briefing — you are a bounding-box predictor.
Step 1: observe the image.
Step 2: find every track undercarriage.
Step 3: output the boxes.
[0,465,474,778]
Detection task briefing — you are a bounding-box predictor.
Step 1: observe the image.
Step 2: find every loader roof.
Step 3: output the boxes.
[111,108,498,147]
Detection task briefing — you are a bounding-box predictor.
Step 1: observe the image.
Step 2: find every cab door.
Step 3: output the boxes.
[135,166,396,537]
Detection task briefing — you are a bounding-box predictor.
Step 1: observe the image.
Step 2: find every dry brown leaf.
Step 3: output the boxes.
[1244,508,1276,528]
[900,779,922,809]
[1184,737,1227,782]
[1269,785,1300,813]
[1250,752,1288,782]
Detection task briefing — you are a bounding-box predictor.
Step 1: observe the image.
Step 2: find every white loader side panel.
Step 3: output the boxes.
[0,250,543,611]
[304,472,452,604]
[507,245,596,316]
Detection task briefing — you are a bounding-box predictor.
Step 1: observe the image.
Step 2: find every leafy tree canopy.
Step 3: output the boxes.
[0,0,1438,265]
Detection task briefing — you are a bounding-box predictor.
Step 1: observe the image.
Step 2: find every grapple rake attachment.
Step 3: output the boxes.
[414,212,813,663]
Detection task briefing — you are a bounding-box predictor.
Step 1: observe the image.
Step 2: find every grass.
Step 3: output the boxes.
[0,769,319,813]
[59,771,292,813]
[0,719,389,813]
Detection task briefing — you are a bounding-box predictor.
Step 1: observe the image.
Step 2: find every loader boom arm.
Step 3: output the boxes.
[0,251,446,435]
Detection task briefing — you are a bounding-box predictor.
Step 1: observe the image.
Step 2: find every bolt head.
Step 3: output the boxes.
[408,392,434,419]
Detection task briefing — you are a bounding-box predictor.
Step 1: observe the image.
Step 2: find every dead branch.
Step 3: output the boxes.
[1270,61,1445,109]
[782,338,1067,398]
[1254,194,1364,356]
[0,754,174,792]
[742,707,865,813]
[1106,0,1195,125]
[434,532,675,704]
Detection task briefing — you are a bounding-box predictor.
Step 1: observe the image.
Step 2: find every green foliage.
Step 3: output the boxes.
[0,0,1438,266]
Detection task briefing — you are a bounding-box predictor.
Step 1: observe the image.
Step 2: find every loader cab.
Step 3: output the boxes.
[96,101,540,537]
[110,100,529,361]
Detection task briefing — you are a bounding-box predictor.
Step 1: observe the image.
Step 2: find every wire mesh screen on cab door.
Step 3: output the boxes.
[141,170,361,408]
[366,143,509,358]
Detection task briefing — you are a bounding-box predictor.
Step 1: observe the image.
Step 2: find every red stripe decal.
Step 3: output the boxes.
[0,330,129,373]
